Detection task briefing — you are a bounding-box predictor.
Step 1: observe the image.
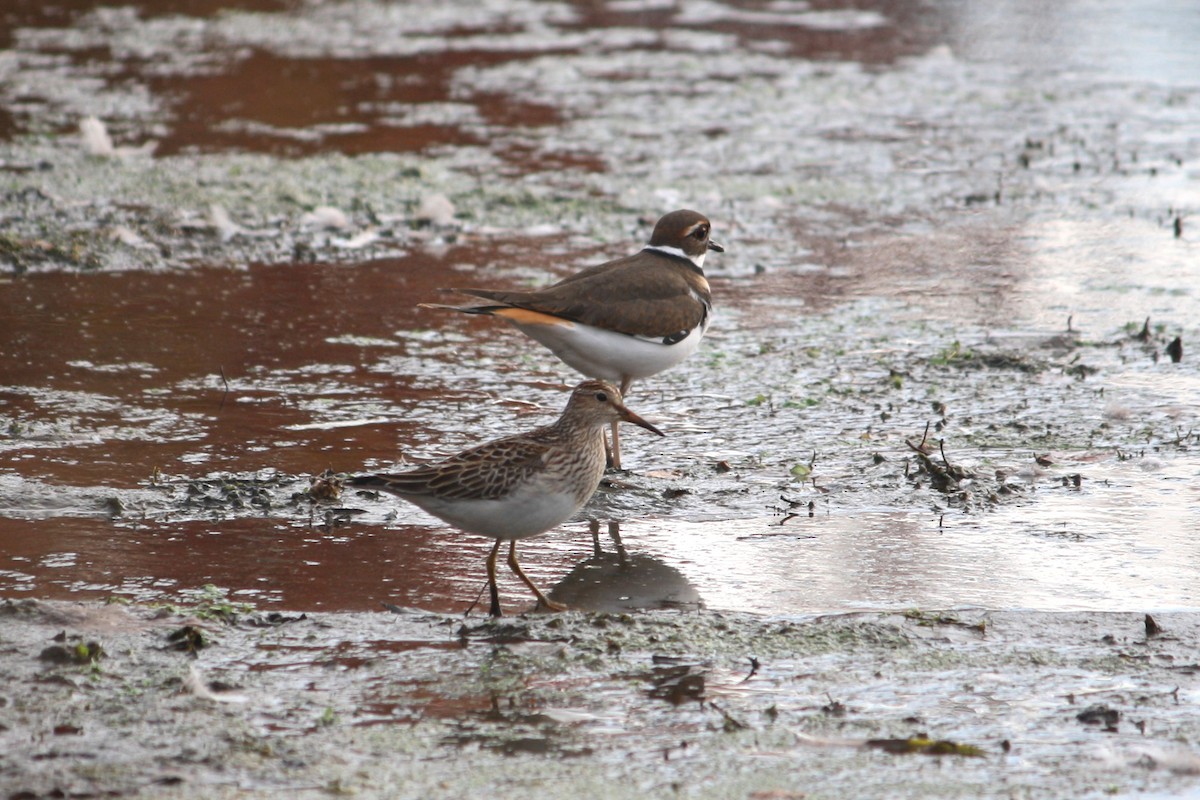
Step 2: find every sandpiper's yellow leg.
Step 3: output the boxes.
[507,540,568,613]
[486,539,504,617]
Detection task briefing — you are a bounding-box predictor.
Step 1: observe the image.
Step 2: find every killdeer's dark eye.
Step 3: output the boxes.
[692,225,708,240]
[595,392,608,403]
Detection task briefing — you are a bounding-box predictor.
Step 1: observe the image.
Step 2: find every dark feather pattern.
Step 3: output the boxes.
[448,209,718,339]
[457,253,710,338]
[351,431,559,501]
[349,380,663,505]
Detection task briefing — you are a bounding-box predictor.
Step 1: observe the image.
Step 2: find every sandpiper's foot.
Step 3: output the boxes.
[533,596,569,613]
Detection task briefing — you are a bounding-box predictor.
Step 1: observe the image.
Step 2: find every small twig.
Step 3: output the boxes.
[739,656,760,683]
[463,582,489,617]
[707,699,749,731]
[938,438,954,471]
[1137,316,1152,341]
[916,421,930,450]
[906,422,934,455]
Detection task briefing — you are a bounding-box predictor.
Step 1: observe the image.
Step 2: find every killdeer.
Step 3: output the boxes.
[424,209,722,467]
[348,381,664,617]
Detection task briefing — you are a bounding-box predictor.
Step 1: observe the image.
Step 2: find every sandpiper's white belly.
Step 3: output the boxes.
[512,318,707,384]
[407,483,586,541]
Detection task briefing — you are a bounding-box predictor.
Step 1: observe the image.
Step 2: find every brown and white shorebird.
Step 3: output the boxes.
[423,209,721,468]
[347,380,663,617]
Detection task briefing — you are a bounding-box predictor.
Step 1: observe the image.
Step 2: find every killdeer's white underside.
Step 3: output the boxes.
[510,313,708,385]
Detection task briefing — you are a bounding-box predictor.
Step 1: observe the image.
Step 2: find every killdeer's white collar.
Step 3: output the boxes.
[645,244,707,269]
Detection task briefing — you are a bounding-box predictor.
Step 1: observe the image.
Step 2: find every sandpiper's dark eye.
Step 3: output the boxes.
[595,392,608,403]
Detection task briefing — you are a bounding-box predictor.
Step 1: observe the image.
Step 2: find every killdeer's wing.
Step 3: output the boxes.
[459,256,710,340]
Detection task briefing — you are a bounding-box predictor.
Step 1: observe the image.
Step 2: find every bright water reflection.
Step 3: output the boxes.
[619,459,1200,613]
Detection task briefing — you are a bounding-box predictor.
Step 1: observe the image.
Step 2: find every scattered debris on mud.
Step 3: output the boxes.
[4,598,1200,799]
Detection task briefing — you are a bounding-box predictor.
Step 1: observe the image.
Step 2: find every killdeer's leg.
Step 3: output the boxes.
[609,422,621,469]
[486,539,504,617]
[588,518,603,558]
[608,376,634,470]
[608,521,629,566]
[507,540,568,612]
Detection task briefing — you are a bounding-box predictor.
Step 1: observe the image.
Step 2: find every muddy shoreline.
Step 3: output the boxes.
[5,598,1200,799]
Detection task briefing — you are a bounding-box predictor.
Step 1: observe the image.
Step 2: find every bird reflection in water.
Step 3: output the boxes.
[548,521,703,613]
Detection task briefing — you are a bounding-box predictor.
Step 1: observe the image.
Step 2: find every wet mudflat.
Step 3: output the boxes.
[7,597,1200,799]
[2,0,1200,797]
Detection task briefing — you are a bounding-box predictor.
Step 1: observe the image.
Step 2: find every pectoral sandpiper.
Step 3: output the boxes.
[348,380,663,617]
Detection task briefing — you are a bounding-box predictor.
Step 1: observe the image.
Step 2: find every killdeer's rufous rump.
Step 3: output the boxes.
[424,209,722,467]
[348,380,663,617]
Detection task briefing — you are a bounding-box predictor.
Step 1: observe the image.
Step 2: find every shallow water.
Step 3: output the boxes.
[633,457,1200,614]
[2,0,1200,619]
[3,240,1198,615]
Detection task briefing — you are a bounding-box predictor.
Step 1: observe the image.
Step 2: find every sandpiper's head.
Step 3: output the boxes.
[647,209,723,268]
[564,380,664,436]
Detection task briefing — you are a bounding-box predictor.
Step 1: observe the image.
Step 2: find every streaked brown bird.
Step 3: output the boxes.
[348,380,663,617]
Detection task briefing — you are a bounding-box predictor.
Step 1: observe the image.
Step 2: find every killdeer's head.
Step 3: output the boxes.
[646,209,724,269]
